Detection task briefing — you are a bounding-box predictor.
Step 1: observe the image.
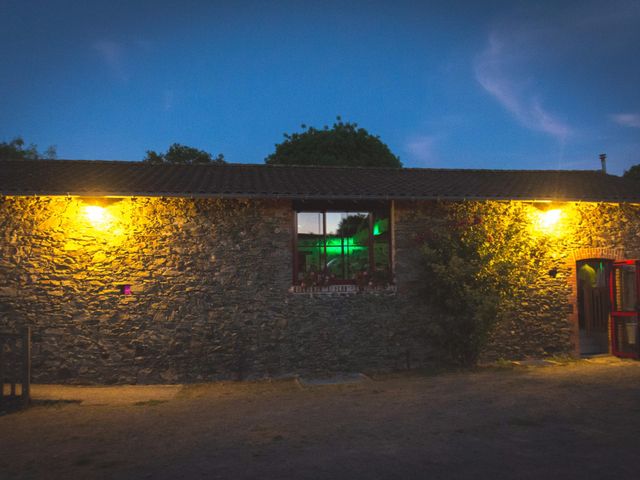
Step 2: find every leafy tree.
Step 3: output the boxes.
[144,143,225,165]
[0,137,56,160]
[337,214,368,237]
[265,117,401,167]
[623,164,640,182]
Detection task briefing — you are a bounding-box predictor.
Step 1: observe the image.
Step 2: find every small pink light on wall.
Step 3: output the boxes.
[119,284,132,295]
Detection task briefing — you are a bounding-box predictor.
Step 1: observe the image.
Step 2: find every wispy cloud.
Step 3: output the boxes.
[474,34,571,141]
[163,90,175,112]
[92,39,153,82]
[93,40,129,82]
[474,1,640,143]
[609,113,640,128]
[404,134,439,165]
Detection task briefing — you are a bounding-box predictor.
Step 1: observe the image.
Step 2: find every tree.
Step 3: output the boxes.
[143,143,225,165]
[337,214,368,237]
[265,117,401,167]
[623,164,640,182]
[0,137,56,160]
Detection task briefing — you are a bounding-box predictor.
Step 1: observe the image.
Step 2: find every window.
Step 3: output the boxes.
[294,206,392,287]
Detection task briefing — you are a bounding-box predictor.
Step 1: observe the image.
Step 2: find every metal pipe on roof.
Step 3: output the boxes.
[600,153,607,174]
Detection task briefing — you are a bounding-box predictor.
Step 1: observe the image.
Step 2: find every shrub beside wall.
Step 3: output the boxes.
[395,200,640,363]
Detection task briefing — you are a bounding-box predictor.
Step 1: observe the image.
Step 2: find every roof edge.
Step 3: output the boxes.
[1,191,637,204]
[0,159,612,175]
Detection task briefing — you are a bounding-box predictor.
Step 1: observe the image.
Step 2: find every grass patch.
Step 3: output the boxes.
[494,358,516,369]
[545,354,580,365]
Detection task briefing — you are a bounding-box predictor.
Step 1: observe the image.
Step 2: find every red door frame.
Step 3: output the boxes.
[610,260,640,359]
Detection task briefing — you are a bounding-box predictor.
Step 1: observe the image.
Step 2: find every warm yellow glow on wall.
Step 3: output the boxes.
[529,205,581,240]
[73,199,130,242]
[83,205,112,229]
[537,209,562,231]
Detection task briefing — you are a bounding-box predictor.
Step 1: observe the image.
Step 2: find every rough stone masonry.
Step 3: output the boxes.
[0,196,638,383]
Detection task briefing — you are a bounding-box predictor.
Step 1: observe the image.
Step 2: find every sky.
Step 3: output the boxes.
[1,0,639,174]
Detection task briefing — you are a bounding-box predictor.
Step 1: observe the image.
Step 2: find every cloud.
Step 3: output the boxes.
[92,39,152,82]
[474,1,640,142]
[405,134,439,165]
[93,40,129,82]
[474,34,571,141]
[609,113,640,128]
[163,90,175,111]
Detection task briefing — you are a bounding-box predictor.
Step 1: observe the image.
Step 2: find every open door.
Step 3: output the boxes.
[610,260,640,359]
[577,259,612,355]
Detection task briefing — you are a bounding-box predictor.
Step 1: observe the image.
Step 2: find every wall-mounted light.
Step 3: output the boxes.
[84,205,106,223]
[529,203,565,236]
[82,204,115,230]
[537,209,562,231]
[58,198,129,245]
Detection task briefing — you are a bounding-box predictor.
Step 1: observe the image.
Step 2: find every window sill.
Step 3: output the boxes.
[288,284,397,296]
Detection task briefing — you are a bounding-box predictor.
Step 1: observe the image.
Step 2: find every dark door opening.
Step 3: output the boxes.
[577,259,612,356]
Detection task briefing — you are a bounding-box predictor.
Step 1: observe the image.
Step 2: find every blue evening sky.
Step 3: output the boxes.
[1,0,639,174]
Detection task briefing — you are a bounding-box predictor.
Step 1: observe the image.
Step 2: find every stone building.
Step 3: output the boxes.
[0,160,639,383]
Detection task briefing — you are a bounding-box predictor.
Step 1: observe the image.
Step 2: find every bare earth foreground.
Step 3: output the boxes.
[1,358,639,479]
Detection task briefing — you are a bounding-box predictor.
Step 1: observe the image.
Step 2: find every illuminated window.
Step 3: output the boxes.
[294,205,391,286]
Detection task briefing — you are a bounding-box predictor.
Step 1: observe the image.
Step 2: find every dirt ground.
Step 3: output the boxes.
[1,357,640,479]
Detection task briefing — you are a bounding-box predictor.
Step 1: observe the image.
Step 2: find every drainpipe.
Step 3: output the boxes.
[599,153,607,174]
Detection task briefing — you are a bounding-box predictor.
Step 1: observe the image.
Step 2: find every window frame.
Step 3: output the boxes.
[292,200,393,286]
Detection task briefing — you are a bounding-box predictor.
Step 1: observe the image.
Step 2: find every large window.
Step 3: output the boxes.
[294,207,392,287]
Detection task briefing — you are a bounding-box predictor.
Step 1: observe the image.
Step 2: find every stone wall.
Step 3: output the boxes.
[394,200,640,361]
[0,196,431,383]
[1,196,638,383]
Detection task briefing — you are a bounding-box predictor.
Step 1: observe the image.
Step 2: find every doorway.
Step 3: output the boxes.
[576,259,612,355]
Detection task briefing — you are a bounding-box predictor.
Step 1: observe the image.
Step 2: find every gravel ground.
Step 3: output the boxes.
[1,357,639,479]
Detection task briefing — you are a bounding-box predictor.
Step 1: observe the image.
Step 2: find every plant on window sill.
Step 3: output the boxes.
[298,270,392,289]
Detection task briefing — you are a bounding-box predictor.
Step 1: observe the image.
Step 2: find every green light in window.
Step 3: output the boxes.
[373,218,388,236]
[325,237,365,254]
[299,238,366,255]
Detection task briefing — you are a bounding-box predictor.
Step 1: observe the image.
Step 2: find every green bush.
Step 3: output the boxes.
[418,202,546,366]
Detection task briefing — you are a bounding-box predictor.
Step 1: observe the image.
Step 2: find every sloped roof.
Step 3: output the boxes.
[1,159,639,202]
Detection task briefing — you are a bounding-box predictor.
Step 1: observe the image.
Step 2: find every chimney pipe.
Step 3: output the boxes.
[599,153,607,174]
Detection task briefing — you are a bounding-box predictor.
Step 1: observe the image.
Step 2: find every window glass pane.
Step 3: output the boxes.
[295,207,392,286]
[326,212,369,280]
[297,212,323,235]
[297,212,324,281]
[615,264,637,312]
[615,315,638,353]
